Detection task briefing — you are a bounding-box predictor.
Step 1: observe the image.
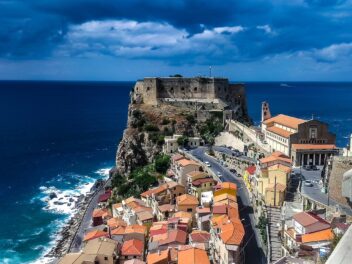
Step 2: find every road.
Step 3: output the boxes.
[298,167,352,216]
[190,147,266,264]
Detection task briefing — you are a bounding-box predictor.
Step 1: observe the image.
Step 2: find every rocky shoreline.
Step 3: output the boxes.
[44,179,104,262]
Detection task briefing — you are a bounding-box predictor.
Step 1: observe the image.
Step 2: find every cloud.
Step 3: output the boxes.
[308,42,352,62]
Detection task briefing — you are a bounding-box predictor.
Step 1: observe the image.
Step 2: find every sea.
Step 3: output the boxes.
[0,81,351,264]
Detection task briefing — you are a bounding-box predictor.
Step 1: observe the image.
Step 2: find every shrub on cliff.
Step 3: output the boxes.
[144,123,159,132]
[154,154,171,174]
[177,136,189,147]
[198,118,223,144]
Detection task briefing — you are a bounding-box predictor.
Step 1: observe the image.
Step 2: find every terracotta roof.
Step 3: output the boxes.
[98,192,111,203]
[134,206,153,214]
[192,177,215,187]
[121,239,144,256]
[266,126,293,138]
[125,197,144,205]
[190,230,210,243]
[263,114,306,129]
[173,211,193,219]
[177,247,210,264]
[219,218,245,245]
[176,159,200,167]
[172,154,185,162]
[219,182,237,190]
[291,144,337,150]
[246,165,256,175]
[293,212,330,229]
[166,181,183,189]
[212,204,227,214]
[147,249,169,264]
[176,194,199,206]
[260,152,292,165]
[92,208,111,218]
[266,183,286,192]
[124,224,147,235]
[107,217,127,229]
[159,229,187,246]
[187,171,208,179]
[158,204,176,213]
[83,230,108,242]
[213,193,237,203]
[301,228,334,243]
[196,207,211,214]
[110,226,126,235]
[136,210,154,221]
[141,184,168,198]
[268,164,291,173]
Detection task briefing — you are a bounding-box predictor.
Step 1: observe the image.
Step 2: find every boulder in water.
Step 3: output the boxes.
[49,192,57,199]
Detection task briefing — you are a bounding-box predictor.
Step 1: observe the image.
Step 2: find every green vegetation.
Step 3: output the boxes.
[161,117,170,125]
[198,117,224,145]
[169,74,183,77]
[111,154,171,199]
[256,214,268,246]
[177,136,189,147]
[149,133,165,146]
[185,114,196,125]
[154,154,171,174]
[144,123,159,132]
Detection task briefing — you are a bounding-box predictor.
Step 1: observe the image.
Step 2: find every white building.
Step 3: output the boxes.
[163,134,201,154]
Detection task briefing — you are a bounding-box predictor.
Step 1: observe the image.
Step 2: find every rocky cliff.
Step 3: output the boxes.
[116,81,251,176]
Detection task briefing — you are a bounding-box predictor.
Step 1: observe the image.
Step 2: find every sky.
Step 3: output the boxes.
[0,0,352,81]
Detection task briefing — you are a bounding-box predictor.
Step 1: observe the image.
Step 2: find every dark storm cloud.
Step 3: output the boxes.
[0,0,352,64]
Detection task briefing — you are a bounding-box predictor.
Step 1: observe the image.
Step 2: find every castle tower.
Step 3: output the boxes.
[261,101,271,122]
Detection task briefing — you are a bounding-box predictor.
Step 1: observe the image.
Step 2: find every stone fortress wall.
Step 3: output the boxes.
[131,77,248,122]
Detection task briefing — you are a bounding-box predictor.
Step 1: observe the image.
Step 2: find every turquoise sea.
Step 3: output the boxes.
[0,81,351,263]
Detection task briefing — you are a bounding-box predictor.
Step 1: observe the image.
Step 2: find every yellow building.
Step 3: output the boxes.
[214,182,237,197]
[264,183,286,207]
[243,166,256,192]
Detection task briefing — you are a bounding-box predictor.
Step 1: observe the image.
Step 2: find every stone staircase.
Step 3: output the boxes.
[268,206,282,263]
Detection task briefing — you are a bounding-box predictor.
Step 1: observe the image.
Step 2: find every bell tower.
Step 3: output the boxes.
[261,101,271,122]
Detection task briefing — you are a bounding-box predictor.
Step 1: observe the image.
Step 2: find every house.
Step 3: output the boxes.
[83,230,109,243]
[112,203,124,218]
[186,171,208,189]
[214,182,237,197]
[156,229,188,251]
[176,194,199,217]
[121,197,148,225]
[195,207,211,231]
[124,260,146,264]
[189,178,216,199]
[107,217,127,230]
[136,210,154,227]
[189,230,211,251]
[92,208,112,226]
[200,191,213,207]
[120,239,145,264]
[156,204,176,221]
[284,212,334,254]
[173,158,202,186]
[99,190,112,204]
[124,224,147,242]
[111,226,126,243]
[213,193,237,206]
[163,135,201,154]
[59,237,120,264]
[146,249,170,264]
[177,247,210,264]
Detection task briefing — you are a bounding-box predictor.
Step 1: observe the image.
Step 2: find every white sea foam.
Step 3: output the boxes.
[95,167,111,178]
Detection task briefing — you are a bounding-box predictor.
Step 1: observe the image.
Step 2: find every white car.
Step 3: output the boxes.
[204,161,211,167]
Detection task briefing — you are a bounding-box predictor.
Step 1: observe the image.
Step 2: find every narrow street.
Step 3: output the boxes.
[190,147,266,264]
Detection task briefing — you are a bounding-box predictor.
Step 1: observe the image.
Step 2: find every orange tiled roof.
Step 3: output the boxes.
[172,154,185,162]
[107,217,127,229]
[291,144,337,150]
[219,182,237,190]
[173,211,193,219]
[176,194,199,206]
[92,208,111,218]
[301,228,334,243]
[136,210,154,221]
[176,159,200,167]
[158,204,176,213]
[177,247,210,264]
[190,230,210,243]
[83,230,108,242]
[124,224,147,235]
[266,126,293,138]
[159,229,187,246]
[213,193,237,203]
[220,218,245,245]
[141,184,168,198]
[111,226,126,235]
[147,249,169,264]
[263,114,306,129]
[121,239,144,256]
[260,152,292,165]
[293,212,320,227]
[268,164,291,173]
[112,203,122,209]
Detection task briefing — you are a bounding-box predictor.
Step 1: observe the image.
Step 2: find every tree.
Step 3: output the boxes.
[177,136,189,147]
[154,154,171,174]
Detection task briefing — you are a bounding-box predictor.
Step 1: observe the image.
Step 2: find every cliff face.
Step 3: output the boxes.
[116,98,196,175]
[116,78,251,176]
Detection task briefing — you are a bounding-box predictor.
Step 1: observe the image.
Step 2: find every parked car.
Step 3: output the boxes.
[230,169,237,174]
[311,165,318,171]
[204,161,211,167]
[304,180,313,187]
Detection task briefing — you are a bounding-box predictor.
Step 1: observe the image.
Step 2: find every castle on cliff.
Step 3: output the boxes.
[132,76,249,122]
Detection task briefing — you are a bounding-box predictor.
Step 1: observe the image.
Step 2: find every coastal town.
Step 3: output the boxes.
[56,77,352,264]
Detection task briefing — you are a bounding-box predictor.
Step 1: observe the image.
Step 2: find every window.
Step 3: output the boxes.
[309,127,317,139]
[187,208,193,212]
[194,87,198,92]
[104,257,108,261]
